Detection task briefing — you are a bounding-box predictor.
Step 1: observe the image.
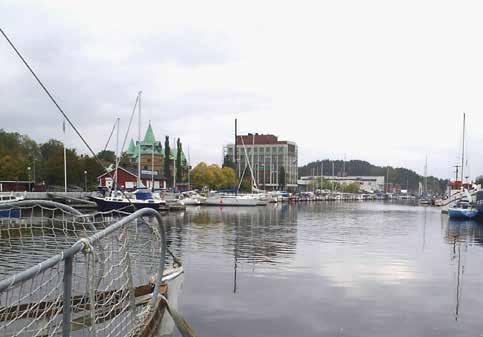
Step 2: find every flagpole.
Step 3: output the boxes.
[63,119,67,192]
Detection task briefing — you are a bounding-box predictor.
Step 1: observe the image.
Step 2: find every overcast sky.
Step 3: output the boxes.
[1,0,482,179]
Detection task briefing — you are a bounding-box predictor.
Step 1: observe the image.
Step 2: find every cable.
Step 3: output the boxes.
[0,27,133,202]
[103,119,118,152]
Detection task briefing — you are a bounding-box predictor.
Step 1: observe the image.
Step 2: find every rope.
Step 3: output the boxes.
[159,295,198,337]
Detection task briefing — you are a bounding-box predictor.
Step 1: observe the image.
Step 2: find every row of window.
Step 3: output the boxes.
[228,146,292,154]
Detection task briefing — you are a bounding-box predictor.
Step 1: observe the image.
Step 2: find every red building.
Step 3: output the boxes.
[97,167,166,190]
[0,180,34,192]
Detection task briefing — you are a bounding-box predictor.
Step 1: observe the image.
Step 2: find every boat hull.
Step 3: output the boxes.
[0,209,20,218]
[204,197,259,206]
[92,196,162,212]
[448,208,478,220]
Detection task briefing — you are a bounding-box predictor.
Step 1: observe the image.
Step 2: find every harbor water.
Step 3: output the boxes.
[162,202,483,337]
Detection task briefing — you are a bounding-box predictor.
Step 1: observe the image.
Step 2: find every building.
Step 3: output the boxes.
[125,123,189,188]
[97,167,166,190]
[0,180,34,192]
[224,133,298,191]
[298,175,385,193]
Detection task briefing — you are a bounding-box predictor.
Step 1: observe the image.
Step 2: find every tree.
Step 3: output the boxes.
[97,150,116,163]
[342,182,360,193]
[164,136,171,187]
[221,167,237,189]
[176,138,183,183]
[190,162,212,189]
[222,155,235,170]
[278,166,286,190]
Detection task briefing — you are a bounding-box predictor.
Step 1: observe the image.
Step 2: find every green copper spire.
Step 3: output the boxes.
[143,123,156,145]
[127,139,136,155]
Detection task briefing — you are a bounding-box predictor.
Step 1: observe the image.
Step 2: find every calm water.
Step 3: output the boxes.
[162,202,483,337]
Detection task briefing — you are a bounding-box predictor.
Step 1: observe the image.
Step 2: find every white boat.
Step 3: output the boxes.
[204,193,260,206]
[0,192,25,204]
[180,191,205,205]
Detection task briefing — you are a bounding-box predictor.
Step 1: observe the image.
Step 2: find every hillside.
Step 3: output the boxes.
[299,159,448,193]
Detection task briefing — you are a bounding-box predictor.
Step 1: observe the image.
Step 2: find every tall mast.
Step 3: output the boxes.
[424,154,428,195]
[332,161,335,191]
[235,119,238,178]
[114,117,120,193]
[151,123,155,191]
[235,119,238,194]
[173,136,176,190]
[63,119,67,193]
[137,91,142,187]
[188,145,191,190]
[461,113,466,187]
[252,133,255,189]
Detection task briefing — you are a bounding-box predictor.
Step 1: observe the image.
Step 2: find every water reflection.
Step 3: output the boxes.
[441,217,483,322]
[162,205,298,267]
[162,204,483,336]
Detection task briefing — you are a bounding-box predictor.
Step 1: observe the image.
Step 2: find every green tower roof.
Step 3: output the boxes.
[143,123,156,145]
[127,139,136,155]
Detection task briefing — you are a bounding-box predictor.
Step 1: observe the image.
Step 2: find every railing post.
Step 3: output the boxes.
[62,256,73,337]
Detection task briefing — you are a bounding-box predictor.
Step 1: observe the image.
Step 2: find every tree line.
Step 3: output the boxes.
[299,159,448,193]
[0,129,108,189]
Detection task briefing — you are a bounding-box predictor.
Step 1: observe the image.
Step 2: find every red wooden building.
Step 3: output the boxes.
[97,167,166,190]
[0,181,34,192]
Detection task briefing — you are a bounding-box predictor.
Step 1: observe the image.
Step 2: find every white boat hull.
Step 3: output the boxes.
[204,196,259,206]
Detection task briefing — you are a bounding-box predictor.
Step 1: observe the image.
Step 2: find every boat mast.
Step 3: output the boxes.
[137,91,142,188]
[252,133,255,191]
[188,145,191,190]
[424,154,428,196]
[235,119,238,194]
[114,117,120,193]
[461,113,466,187]
[173,136,176,190]
[63,119,67,193]
[151,122,155,191]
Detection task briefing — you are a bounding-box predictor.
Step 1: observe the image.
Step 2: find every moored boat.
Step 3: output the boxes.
[204,193,260,206]
[92,189,166,212]
[0,193,24,218]
[448,199,478,220]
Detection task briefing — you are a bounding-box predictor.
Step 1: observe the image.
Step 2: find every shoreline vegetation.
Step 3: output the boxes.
[1,129,447,193]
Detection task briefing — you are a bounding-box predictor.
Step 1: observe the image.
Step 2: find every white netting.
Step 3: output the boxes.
[0,204,169,337]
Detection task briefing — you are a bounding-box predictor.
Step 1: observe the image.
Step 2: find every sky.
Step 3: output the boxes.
[1,0,482,179]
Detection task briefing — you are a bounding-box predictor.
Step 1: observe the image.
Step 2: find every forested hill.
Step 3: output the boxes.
[299,160,448,193]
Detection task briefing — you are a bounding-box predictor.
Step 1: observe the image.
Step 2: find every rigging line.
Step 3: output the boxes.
[120,95,139,154]
[0,27,98,160]
[0,27,134,202]
[0,29,181,262]
[103,119,118,152]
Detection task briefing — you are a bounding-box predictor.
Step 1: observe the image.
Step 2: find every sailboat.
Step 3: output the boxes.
[448,113,478,220]
[91,92,165,212]
[204,120,263,207]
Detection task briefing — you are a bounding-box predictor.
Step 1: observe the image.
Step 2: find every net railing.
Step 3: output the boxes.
[0,200,172,337]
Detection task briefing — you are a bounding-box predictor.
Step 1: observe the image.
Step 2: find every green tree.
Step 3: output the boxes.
[221,166,237,189]
[342,182,360,193]
[278,166,286,190]
[97,150,116,163]
[176,138,183,183]
[164,136,171,187]
[190,162,211,189]
[222,155,235,170]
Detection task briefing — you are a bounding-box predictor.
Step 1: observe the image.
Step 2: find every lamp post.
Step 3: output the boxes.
[27,166,31,192]
[84,170,87,192]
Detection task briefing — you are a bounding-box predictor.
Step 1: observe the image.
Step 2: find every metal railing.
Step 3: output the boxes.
[0,201,169,337]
